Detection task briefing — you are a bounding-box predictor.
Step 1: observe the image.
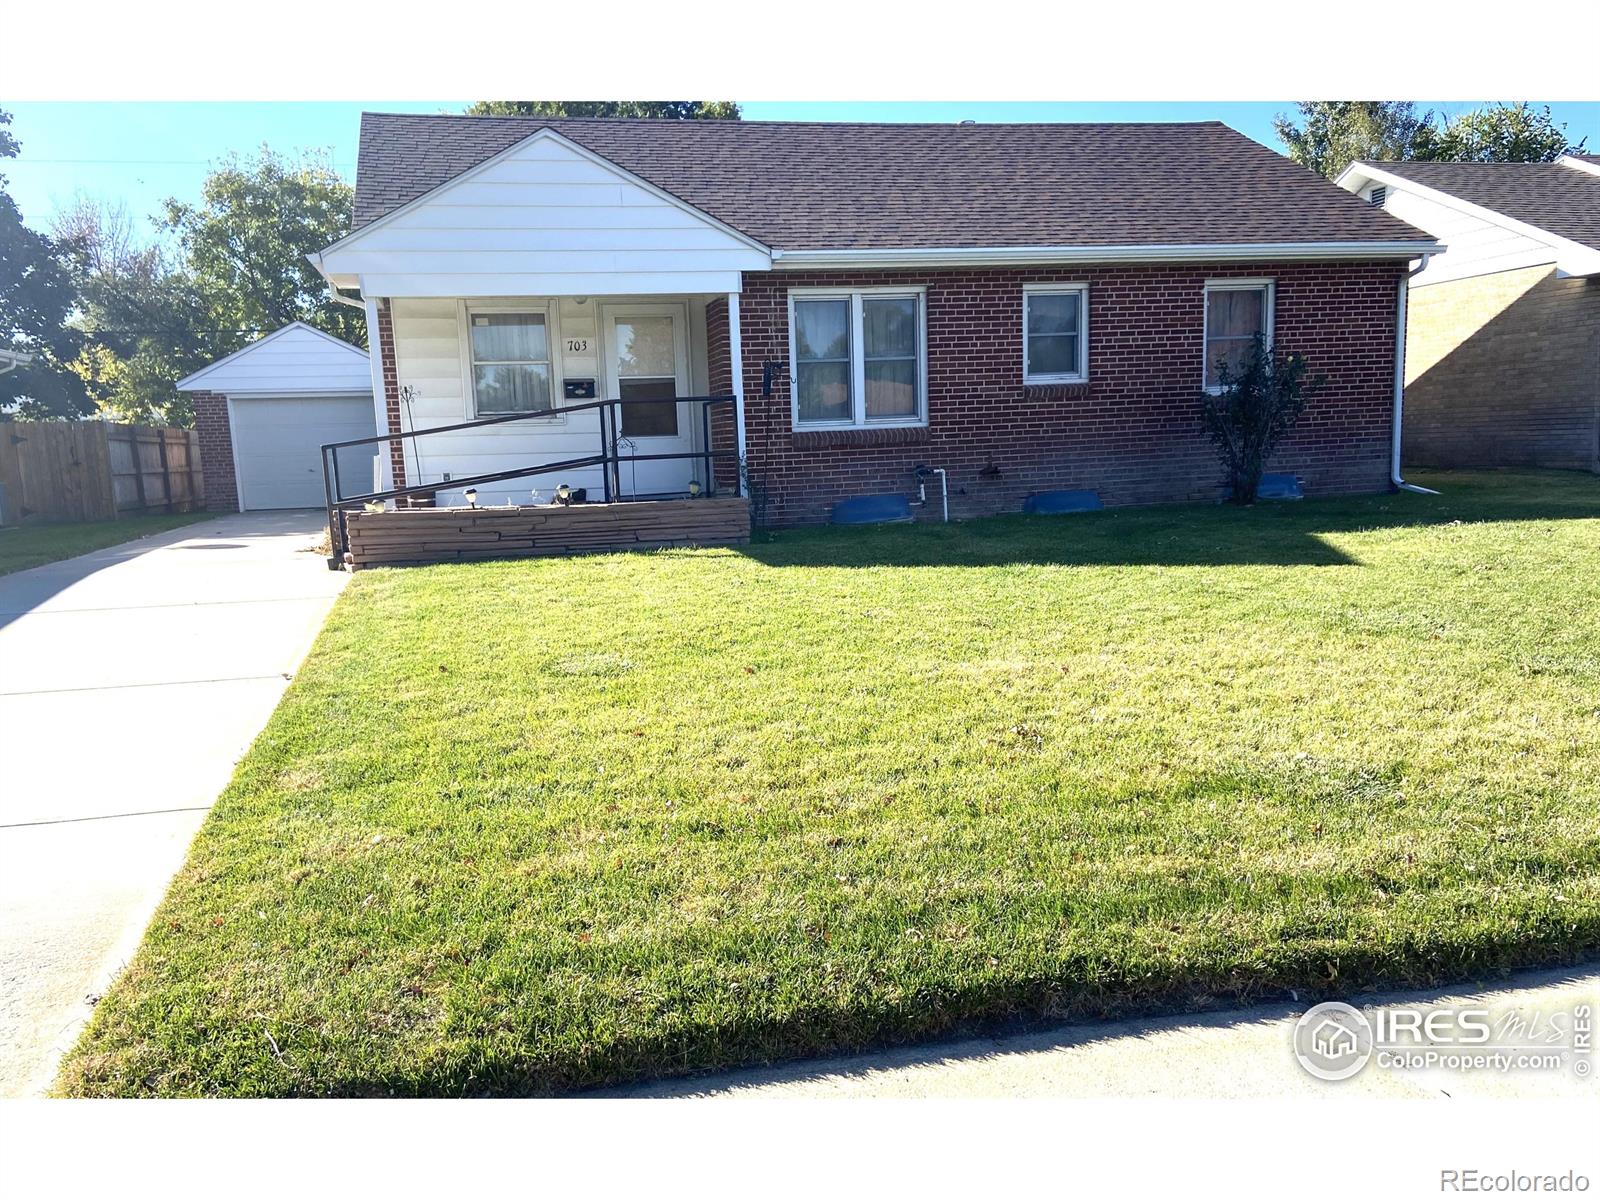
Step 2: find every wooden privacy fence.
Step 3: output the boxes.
[0,421,204,526]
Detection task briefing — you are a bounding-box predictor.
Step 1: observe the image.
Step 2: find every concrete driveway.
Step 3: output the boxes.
[0,511,347,1096]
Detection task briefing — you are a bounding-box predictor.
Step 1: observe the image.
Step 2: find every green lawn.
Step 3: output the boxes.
[0,512,208,576]
[58,471,1600,1097]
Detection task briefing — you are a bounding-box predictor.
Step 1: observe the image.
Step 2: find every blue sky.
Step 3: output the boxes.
[6,100,1598,239]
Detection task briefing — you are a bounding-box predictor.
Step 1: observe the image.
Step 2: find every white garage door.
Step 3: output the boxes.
[231,394,378,510]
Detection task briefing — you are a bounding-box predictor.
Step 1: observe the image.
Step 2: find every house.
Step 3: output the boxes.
[310,115,1441,547]
[1337,155,1600,473]
[1311,1018,1360,1061]
[178,323,376,511]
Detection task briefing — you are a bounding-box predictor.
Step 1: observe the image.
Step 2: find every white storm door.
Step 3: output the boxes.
[601,304,695,498]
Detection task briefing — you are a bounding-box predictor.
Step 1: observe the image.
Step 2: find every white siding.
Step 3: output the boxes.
[179,323,371,394]
[1374,186,1558,287]
[389,295,714,506]
[322,135,769,297]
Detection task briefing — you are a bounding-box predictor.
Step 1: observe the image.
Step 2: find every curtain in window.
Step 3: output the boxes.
[471,313,551,414]
[1026,293,1081,379]
[795,299,851,423]
[864,297,918,419]
[1204,289,1266,387]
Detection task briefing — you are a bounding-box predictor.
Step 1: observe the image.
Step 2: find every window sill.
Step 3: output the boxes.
[1021,380,1093,401]
[792,425,931,449]
[471,412,568,425]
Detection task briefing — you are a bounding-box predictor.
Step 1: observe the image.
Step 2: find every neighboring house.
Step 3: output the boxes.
[312,116,1441,527]
[1338,155,1600,473]
[178,322,377,511]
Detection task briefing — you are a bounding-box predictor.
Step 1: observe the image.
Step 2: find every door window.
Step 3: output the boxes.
[614,314,679,438]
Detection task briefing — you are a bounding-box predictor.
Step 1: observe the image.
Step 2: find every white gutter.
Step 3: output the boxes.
[1392,255,1439,495]
[772,240,1444,270]
[308,253,367,310]
[0,350,34,377]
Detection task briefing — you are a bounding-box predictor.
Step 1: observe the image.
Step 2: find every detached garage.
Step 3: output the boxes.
[178,322,377,512]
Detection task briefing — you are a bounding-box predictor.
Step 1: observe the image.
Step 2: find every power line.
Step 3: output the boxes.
[12,159,355,167]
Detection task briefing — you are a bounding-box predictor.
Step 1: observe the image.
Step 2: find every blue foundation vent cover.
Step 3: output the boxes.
[830,493,914,525]
[1256,473,1304,501]
[1023,489,1103,515]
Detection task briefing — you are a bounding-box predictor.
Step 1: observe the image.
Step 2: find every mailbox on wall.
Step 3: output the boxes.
[563,379,597,401]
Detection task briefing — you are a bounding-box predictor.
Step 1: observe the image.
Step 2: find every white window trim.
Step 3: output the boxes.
[1201,278,1275,394]
[1022,282,1090,385]
[787,285,929,431]
[459,300,566,422]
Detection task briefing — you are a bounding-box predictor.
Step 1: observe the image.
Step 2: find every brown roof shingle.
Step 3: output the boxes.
[353,114,1435,252]
[1364,159,1600,253]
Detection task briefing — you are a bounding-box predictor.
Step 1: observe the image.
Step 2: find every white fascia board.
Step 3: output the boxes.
[1557,155,1600,178]
[1333,163,1376,193]
[1555,252,1600,278]
[208,387,374,399]
[1345,163,1599,269]
[314,126,772,276]
[175,322,367,391]
[770,241,1443,270]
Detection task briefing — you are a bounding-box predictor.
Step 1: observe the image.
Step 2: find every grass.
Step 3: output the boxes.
[57,470,1600,1097]
[0,512,208,576]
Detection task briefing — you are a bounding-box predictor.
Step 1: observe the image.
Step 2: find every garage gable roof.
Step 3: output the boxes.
[176,322,371,395]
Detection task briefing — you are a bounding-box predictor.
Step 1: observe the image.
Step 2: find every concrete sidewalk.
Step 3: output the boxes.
[0,511,347,1096]
[603,966,1600,1099]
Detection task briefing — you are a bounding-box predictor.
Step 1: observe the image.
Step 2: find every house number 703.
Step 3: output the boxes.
[566,338,589,353]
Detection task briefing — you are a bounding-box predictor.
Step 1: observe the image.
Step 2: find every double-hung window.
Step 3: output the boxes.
[1202,280,1274,391]
[791,289,926,429]
[1023,284,1089,384]
[468,309,553,415]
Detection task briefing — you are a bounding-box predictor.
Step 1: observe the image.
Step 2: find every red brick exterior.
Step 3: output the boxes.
[736,261,1404,525]
[705,297,738,491]
[191,389,238,512]
[375,299,409,491]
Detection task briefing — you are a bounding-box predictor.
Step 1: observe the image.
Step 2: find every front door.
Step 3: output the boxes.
[601,304,695,498]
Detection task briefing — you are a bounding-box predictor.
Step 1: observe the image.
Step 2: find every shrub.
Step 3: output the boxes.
[1199,335,1325,505]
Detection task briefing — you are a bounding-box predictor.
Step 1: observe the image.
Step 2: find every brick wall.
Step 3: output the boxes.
[705,297,738,490]
[1404,266,1600,471]
[375,299,409,490]
[736,261,1405,526]
[191,389,238,512]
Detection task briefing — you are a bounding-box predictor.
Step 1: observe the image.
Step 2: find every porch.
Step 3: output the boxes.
[321,391,746,568]
[341,495,750,569]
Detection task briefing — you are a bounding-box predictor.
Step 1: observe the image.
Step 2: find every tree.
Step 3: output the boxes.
[1276,100,1588,179]
[1272,102,1432,179]
[1198,335,1324,505]
[0,109,91,419]
[162,147,363,347]
[53,198,216,425]
[1412,103,1585,164]
[465,100,741,120]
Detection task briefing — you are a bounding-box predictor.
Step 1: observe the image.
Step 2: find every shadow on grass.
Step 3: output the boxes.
[593,963,1600,1098]
[294,942,1600,1099]
[734,471,1600,570]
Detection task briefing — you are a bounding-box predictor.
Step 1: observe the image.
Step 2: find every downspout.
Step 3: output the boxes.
[1392,254,1439,494]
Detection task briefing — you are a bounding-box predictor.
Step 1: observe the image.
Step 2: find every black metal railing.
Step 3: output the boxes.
[320,395,738,565]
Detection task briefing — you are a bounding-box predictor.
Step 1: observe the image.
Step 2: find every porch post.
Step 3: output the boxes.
[727,291,747,492]
[363,296,394,497]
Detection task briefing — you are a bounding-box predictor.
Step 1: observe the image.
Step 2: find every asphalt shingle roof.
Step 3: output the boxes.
[352,114,1435,252]
[1366,159,1600,253]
